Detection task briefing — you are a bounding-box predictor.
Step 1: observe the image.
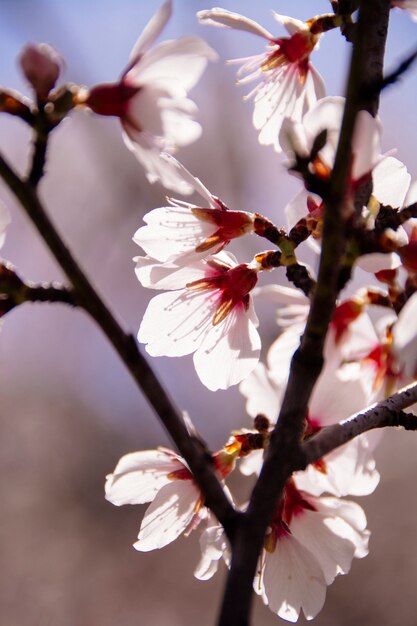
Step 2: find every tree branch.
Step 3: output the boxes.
[0,152,238,540]
[300,382,417,468]
[217,2,391,624]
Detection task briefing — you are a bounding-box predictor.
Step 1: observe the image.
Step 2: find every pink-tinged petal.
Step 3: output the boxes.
[105,449,182,506]
[290,508,355,584]
[0,202,11,249]
[356,252,401,273]
[271,11,308,35]
[138,288,216,357]
[134,255,208,290]
[239,362,283,422]
[372,156,410,208]
[262,534,326,622]
[134,479,200,551]
[128,36,218,94]
[351,110,382,181]
[133,206,214,262]
[125,0,172,72]
[122,129,195,194]
[197,8,274,40]
[194,301,261,390]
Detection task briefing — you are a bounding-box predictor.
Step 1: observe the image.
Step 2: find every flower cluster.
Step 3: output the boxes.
[2,1,417,624]
[103,3,417,621]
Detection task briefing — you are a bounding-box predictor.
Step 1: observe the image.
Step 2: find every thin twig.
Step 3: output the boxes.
[0,152,239,540]
[300,381,417,468]
[23,282,77,306]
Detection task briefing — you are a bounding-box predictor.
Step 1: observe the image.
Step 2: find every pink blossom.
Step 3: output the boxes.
[133,155,255,264]
[78,0,217,193]
[198,8,325,152]
[136,251,261,390]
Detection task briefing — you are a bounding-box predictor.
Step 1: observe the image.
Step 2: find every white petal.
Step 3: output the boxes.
[313,497,370,558]
[310,366,372,427]
[302,96,344,161]
[284,190,311,229]
[122,129,195,194]
[138,288,216,357]
[267,323,305,386]
[134,255,208,290]
[239,362,283,422]
[263,534,326,622]
[105,449,182,506]
[356,252,401,273]
[372,156,411,208]
[290,508,355,584]
[253,283,309,306]
[134,479,199,551]
[272,12,308,35]
[126,0,172,71]
[197,8,273,40]
[351,111,382,181]
[128,36,217,94]
[127,88,202,148]
[133,206,214,262]
[295,435,379,497]
[239,449,264,476]
[404,178,417,205]
[194,522,229,580]
[156,154,216,206]
[194,302,261,390]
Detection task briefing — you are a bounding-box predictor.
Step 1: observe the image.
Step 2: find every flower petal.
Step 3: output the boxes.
[134,479,199,551]
[125,0,172,72]
[105,449,182,506]
[197,8,274,40]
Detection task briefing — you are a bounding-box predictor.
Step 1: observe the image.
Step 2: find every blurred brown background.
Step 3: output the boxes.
[0,1,416,625]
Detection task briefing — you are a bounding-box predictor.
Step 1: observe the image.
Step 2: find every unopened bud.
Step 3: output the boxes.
[19,43,61,100]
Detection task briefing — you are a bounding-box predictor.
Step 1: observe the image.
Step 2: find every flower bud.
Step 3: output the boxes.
[19,43,61,99]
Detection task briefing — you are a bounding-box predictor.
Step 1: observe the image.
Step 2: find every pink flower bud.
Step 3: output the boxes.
[19,43,61,99]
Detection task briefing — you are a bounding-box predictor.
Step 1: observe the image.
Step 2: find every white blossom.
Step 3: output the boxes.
[79,0,217,193]
[133,155,255,264]
[198,8,325,152]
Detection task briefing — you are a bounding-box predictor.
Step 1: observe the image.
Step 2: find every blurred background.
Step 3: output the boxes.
[0,1,416,625]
